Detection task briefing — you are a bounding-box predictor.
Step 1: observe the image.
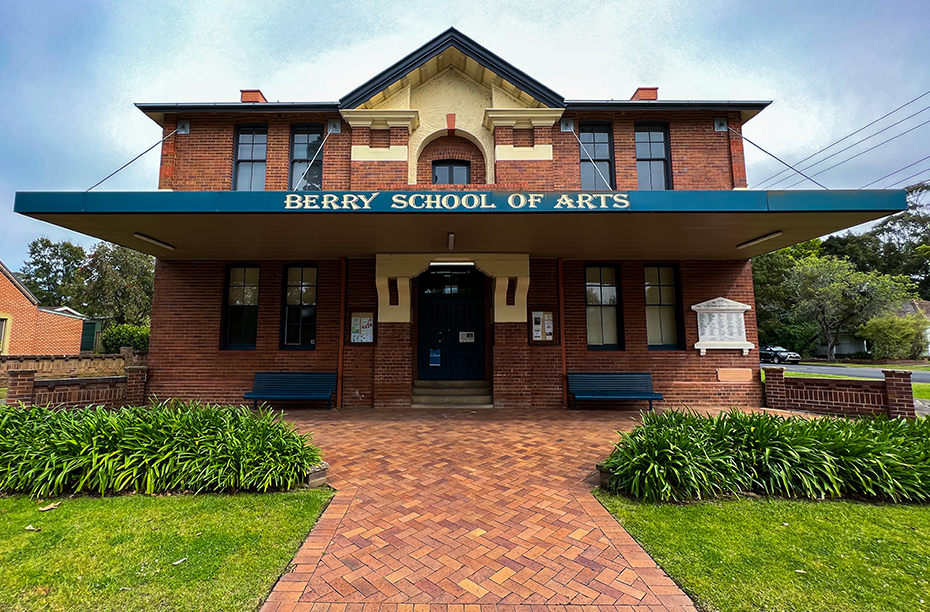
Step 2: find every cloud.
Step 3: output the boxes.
[2,0,929,268]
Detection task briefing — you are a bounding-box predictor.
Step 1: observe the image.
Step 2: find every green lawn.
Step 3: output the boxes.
[0,387,6,400]
[801,361,930,372]
[0,489,333,612]
[595,491,930,612]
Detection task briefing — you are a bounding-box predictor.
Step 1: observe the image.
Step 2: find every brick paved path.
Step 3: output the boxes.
[261,408,696,612]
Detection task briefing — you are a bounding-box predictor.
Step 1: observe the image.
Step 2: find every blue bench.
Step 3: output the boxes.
[567,372,663,411]
[244,372,337,410]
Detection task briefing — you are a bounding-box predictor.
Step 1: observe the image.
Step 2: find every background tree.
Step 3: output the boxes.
[73,243,155,327]
[17,237,86,307]
[786,256,913,361]
[752,239,822,354]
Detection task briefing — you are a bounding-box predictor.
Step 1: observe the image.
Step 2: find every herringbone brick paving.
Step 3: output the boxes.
[261,408,702,612]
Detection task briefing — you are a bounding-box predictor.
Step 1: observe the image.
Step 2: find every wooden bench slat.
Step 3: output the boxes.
[244,372,337,410]
[567,372,663,411]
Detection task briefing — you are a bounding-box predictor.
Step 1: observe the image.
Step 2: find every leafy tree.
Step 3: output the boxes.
[73,243,155,327]
[18,238,86,307]
[752,239,821,354]
[858,313,929,360]
[786,256,913,361]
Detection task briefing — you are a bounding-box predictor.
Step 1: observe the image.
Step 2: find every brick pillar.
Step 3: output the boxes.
[763,367,786,410]
[6,369,37,405]
[493,322,531,409]
[125,366,148,407]
[883,370,915,419]
[373,322,412,408]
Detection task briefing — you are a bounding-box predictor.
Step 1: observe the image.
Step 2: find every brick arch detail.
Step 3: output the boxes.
[416,135,487,185]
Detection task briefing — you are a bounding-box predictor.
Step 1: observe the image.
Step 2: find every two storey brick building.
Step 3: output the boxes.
[15,29,905,409]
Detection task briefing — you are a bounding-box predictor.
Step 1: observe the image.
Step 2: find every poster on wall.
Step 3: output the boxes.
[532,311,554,342]
[350,312,374,343]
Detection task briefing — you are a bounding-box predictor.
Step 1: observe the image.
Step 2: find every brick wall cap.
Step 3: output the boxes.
[762,366,785,372]
[124,366,149,372]
[8,369,38,375]
[34,375,126,388]
[882,369,914,374]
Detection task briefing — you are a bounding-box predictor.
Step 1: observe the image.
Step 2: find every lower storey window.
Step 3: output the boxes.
[645,265,680,348]
[283,266,317,348]
[225,266,259,349]
[586,266,621,348]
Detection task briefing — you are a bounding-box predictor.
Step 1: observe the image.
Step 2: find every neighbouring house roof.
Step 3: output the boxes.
[901,299,930,318]
[40,305,87,319]
[0,258,38,305]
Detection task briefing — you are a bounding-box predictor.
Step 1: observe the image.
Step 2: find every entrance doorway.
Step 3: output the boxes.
[417,266,486,380]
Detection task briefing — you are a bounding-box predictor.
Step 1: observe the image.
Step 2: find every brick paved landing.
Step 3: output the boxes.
[262,408,696,612]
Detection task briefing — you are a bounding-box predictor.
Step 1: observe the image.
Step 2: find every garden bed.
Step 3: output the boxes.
[599,409,930,502]
[0,400,325,495]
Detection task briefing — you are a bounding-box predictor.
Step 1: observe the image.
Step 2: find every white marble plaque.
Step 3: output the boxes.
[691,298,754,356]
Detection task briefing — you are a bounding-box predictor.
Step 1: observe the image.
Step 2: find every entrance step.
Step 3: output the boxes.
[413,380,489,389]
[412,379,493,409]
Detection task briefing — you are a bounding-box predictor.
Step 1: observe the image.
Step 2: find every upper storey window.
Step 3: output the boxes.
[291,125,325,190]
[234,126,267,191]
[635,123,671,190]
[433,160,470,185]
[579,123,613,191]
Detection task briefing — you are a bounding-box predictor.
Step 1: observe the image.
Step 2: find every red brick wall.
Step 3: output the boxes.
[157,113,350,191]
[146,255,762,409]
[156,110,742,192]
[0,273,83,356]
[147,259,343,404]
[34,311,83,355]
[764,367,916,419]
[0,271,39,354]
[416,136,487,185]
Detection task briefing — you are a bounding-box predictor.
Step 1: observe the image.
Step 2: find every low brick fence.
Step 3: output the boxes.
[4,367,148,408]
[764,367,915,419]
[0,348,147,387]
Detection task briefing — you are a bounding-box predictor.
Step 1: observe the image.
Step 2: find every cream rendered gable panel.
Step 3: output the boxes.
[408,67,496,185]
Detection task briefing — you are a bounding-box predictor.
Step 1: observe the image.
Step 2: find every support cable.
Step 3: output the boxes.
[884,167,930,189]
[87,128,179,191]
[754,88,930,189]
[725,126,828,190]
[293,128,333,190]
[570,128,614,190]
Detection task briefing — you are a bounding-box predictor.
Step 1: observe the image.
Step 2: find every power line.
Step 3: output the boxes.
[767,103,930,189]
[781,116,930,190]
[860,153,930,189]
[753,88,930,189]
[884,166,930,189]
[725,126,828,189]
[87,128,179,192]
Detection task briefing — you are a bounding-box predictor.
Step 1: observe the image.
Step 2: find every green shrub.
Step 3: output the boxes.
[100,323,150,353]
[0,400,322,496]
[858,313,929,360]
[601,410,930,503]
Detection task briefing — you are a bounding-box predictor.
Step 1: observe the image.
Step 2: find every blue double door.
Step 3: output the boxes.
[417,267,486,381]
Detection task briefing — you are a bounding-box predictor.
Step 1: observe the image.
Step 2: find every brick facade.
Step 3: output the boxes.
[0,263,84,356]
[146,256,763,409]
[140,58,769,412]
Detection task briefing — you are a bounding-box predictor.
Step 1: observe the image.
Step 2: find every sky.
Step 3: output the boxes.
[1,0,929,270]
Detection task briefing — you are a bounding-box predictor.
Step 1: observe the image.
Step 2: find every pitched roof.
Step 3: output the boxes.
[339,27,564,109]
[0,258,38,305]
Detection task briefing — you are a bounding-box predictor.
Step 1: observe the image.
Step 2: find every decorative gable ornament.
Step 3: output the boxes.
[691,298,754,356]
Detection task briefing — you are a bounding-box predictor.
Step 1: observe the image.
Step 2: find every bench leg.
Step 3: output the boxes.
[253,399,258,411]
[573,396,577,411]
[649,399,653,412]
[328,395,332,410]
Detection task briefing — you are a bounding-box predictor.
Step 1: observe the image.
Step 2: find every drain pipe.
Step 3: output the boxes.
[336,257,347,408]
[558,258,568,409]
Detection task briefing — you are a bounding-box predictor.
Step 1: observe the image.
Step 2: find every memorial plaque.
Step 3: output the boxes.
[691,297,754,356]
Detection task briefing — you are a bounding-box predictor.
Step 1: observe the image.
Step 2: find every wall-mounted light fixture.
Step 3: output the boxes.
[736,230,782,250]
[134,232,175,251]
[448,232,455,251]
